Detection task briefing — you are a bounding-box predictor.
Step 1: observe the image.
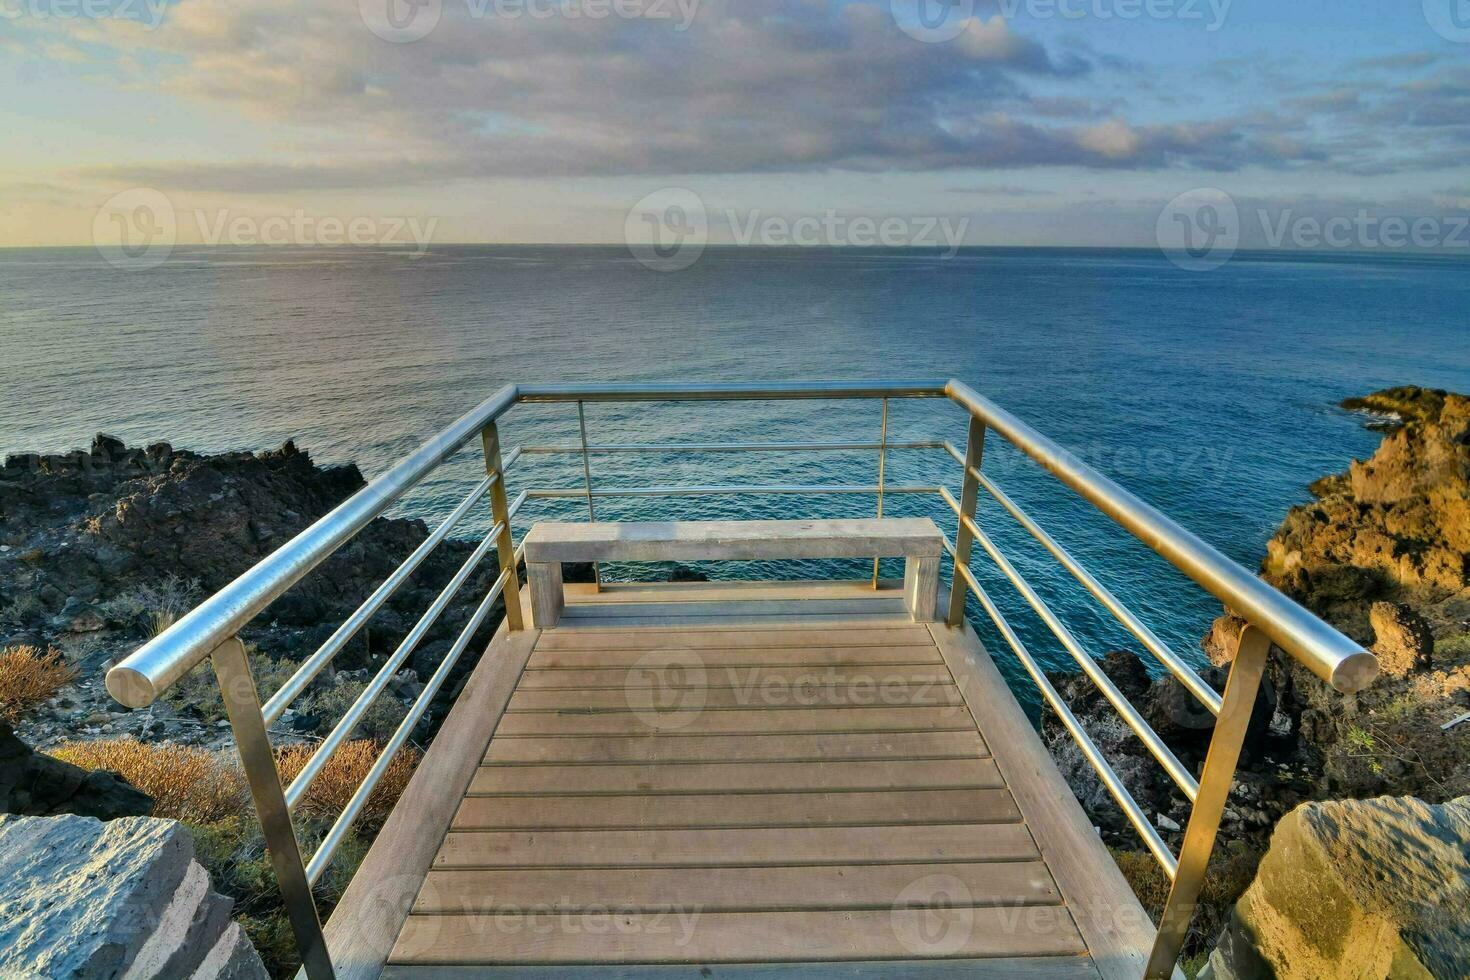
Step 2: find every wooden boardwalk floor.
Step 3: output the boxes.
[345,581,1155,979]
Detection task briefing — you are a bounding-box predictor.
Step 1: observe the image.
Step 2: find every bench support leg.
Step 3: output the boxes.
[528,561,564,629]
[903,555,940,622]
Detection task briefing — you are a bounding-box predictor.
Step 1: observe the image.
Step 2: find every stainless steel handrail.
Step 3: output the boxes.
[105,383,521,709]
[99,378,1376,980]
[946,380,1377,694]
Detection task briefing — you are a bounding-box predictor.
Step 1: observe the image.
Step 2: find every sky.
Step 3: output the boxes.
[1,0,1468,251]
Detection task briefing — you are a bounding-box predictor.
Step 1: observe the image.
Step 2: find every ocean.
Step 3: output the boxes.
[3,245,1468,700]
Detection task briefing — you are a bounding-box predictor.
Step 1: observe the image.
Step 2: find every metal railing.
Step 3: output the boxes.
[105,380,1376,980]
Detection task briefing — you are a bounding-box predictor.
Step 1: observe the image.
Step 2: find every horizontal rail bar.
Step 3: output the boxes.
[942,442,1223,717]
[945,380,1377,693]
[516,381,949,403]
[940,488,1200,803]
[526,484,942,498]
[944,538,1178,878]
[283,523,502,813]
[261,475,496,727]
[521,440,944,455]
[107,384,521,708]
[305,566,512,885]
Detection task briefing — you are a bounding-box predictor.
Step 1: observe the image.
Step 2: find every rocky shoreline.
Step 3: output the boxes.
[0,437,507,752]
[1040,385,1470,958]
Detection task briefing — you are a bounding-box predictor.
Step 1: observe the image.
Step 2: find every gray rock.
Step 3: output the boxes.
[0,814,268,980]
[1204,795,1470,980]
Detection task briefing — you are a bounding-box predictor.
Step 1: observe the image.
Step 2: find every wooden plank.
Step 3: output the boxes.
[505,683,964,712]
[516,664,957,691]
[452,788,1021,830]
[565,580,907,604]
[482,731,990,765]
[534,627,932,650]
[468,759,1002,796]
[434,823,1041,868]
[414,861,1061,913]
[557,613,918,630]
[389,905,1085,963]
[492,706,974,737]
[522,518,944,563]
[382,957,1101,979]
[928,621,1164,980]
[559,597,909,620]
[530,648,944,669]
[321,596,540,980]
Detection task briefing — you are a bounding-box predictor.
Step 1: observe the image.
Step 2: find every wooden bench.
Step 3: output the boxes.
[522,518,945,628]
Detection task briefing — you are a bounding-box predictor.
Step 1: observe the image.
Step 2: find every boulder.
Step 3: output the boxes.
[1369,601,1434,678]
[1203,796,1470,980]
[0,814,268,979]
[0,720,153,819]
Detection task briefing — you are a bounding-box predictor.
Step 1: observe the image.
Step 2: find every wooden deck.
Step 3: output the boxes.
[329,581,1156,980]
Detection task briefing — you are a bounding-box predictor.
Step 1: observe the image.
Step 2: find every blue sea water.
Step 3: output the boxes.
[2,245,1468,701]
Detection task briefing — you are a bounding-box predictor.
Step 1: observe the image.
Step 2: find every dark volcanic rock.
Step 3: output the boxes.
[1,436,509,748]
[0,720,153,819]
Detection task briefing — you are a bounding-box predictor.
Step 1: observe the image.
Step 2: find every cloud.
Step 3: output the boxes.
[14,1,1462,194]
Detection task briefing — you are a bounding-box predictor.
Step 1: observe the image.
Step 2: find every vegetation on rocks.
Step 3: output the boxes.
[1044,385,1470,964]
[57,737,418,977]
[0,645,77,723]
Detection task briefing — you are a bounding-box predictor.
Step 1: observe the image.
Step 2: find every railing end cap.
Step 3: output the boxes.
[106,665,159,709]
[1330,650,1380,694]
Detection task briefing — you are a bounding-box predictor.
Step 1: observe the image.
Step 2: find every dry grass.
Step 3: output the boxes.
[1113,841,1263,966]
[0,645,77,723]
[275,740,419,829]
[53,738,247,823]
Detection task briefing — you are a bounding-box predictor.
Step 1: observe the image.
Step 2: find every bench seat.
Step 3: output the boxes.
[522,518,944,627]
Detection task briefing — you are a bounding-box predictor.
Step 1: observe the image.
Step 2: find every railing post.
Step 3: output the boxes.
[946,416,986,626]
[482,421,525,631]
[211,637,335,980]
[1145,623,1271,978]
[576,400,602,590]
[871,397,889,589]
